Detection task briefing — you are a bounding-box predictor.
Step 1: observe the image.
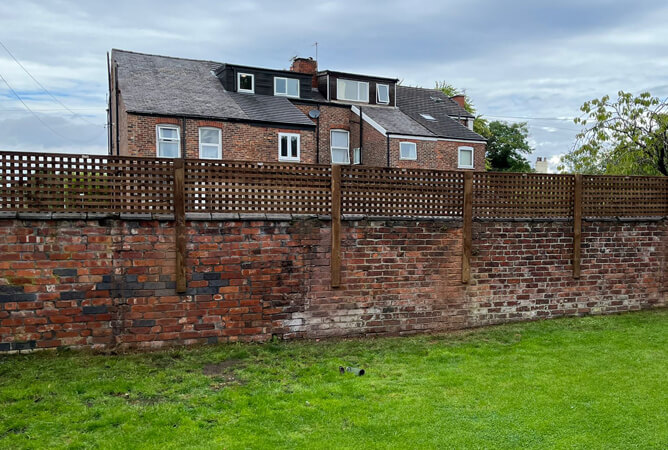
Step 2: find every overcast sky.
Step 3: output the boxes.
[1,1,667,172]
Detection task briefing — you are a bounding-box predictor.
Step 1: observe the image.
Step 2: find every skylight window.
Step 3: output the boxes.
[429,96,443,103]
[420,113,436,121]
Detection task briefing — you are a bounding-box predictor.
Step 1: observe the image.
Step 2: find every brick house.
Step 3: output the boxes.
[108,49,486,171]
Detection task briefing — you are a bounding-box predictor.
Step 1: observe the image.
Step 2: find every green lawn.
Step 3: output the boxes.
[1,310,667,449]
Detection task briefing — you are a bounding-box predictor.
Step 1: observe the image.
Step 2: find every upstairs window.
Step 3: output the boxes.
[275,77,300,98]
[330,130,350,164]
[199,127,221,159]
[399,142,417,160]
[376,84,389,104]
[156,125,180,158]
[420,113,436,121]
[278,133,300,162]
[458,146,474,169]
[337,79,369,103]
[237,73,254,93]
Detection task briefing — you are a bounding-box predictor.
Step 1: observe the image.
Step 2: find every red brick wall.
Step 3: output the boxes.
[122,114,317,163]
[294,104,352,165]
[1,217,665,352]
[118,109,485,171]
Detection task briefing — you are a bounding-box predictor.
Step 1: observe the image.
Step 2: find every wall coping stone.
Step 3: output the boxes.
[186,212,212,220]
[119,213,153,220]
[3,212,665,224]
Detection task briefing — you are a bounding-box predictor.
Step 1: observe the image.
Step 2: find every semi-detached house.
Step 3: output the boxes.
[108,49,486,171]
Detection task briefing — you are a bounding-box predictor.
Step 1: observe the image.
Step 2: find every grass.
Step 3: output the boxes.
[1,310,667,449]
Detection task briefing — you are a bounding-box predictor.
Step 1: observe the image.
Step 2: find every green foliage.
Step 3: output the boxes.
[436,82,533,172]
[435,81,477,115]
[560,91,668,175]
[1,311,666,448]
[485,121,533,172]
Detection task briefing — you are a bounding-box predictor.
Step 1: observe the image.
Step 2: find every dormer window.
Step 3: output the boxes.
[237,73,254,93]
[337,79,369,103]
[274,77,299,98]
[377,84,389,104]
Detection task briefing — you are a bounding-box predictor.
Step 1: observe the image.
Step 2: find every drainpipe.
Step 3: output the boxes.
[181,117,187,158]
[386,135,390,167]
[359,106,363,164]
[106,52,112,156]
[114,63,120,156]
[316,104,320,163]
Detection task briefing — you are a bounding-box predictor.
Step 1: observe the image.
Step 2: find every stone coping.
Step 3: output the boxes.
[0,211,665,223]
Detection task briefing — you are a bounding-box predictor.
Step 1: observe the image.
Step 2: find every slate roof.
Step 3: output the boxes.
[360,106,434,137]
[112,49,313,127]
[227,92,315,126]
[112,49,484,141]
[396,86,485,142]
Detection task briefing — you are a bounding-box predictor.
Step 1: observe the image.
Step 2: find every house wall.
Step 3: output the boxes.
[293,104,353,165]
[115,105,484,171]
[121,114,317,163]
[0,216,665,352]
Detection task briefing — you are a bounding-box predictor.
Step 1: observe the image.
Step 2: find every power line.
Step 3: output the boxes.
[0,39,104,127]
[0,70,106,144]
[483,114,578,122]
[0,107,104,112]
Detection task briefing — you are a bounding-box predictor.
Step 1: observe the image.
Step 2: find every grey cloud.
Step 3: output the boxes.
[1,0,667,166]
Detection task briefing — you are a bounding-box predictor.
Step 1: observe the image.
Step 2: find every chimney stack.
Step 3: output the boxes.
[450,95,466,109]
[535,157,549,174]
[291,57,318,88]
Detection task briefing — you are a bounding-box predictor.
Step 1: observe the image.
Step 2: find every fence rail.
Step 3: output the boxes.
[1,151,666,219]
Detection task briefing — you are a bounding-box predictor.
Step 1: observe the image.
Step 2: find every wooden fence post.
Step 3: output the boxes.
[331,164,341,288]
[174,159,187,293]
[462,171,473,283]
[573,174,583,279]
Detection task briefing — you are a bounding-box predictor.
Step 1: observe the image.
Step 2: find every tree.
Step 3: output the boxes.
[435,81,490,137]
[435,82,533,172]
[560,91,668,176]
[485,121,533,172]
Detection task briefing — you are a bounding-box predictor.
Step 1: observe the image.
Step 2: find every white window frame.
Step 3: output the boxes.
[274,77,300,98]
[376,84,389,104]
[278,132,300,162]
[198,127,222,160]
[420,113,436,121]
[352,147,361,165]
[458,146,475,169]
[336,79,369,103]
[156,124,180,158]
[399,142,417,161]
[330,129,350,164]
[237,72,254,93]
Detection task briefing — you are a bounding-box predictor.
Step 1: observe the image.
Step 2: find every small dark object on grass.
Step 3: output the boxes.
[339,366,365,376]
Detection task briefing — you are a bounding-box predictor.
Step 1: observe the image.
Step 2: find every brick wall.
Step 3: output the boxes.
[117,108,485,171]
[2,217,664,352]
[122,114,317,163]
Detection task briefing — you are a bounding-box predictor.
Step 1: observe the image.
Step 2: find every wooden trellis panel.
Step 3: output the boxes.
[341,166,465,217]
[583,175,668,217]
[473,172,575,218]
[0,151,174,213]
[184,160,331,215]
